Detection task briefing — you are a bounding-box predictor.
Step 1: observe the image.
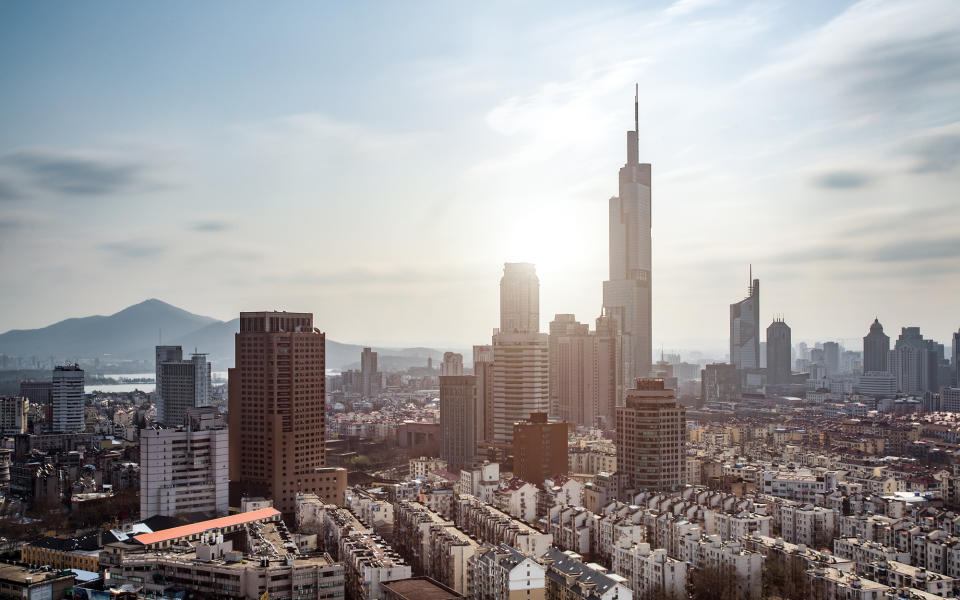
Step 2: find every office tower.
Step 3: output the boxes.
[823,342,840,376]
[439,375,476,469]
[797,342,809,361]
[953,329,959,386]
[729,272,760,370]
[549,314,591,424]
[473,345,494,445]
[492,263,549,446]
[701,363,741,403]
[155,345,183,422]
[0,397,28,435]
[18,381,51,406]
[229,312,334,516]
[52,364,84,433]
[593,315,620,427]
[766,319,792,385]
[500,262,540,333]
[491,330,549,445]
[943,388,960,413]
[513,412,568,486]
[602,89,653,403]
[892,327,940,393]
[441,352,464,376]
[141,407,228,518]
[360,347,380,397]
[157,351,211,427]
[616,378,685,495]
[863,319,890,373]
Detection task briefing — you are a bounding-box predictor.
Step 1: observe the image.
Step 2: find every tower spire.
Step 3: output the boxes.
[634,83,639,134]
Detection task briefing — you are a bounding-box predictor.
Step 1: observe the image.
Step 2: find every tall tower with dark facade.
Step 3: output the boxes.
[602,87,653,403]
[228,312,343,515]
[766,318,792,385]
[863,318,890,373]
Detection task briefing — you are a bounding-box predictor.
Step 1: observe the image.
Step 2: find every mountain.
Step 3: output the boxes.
[0,300,450,371]
[0,299,219,360]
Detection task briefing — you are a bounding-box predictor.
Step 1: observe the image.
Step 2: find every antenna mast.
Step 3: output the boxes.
[634,83,639,133]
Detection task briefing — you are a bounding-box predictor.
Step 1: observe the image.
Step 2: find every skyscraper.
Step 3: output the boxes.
[156,348,211,427]
[823,341,840,376]
[360,347,380,397]
[441,352,464,376]
[602,88,652,402]
[492,264,548,446]
[473,345,494,446]
[228,312,342,515]
[890,327,940,393]
[155,345,182,423]
[616,378,685,495]
[729,272,760,370]
[549,314,591,423]
[439,374,476,470]
[500,262,540,333]
[766,319,792,385]
[863,318,890,373]
[952,329,959,386]
[52,364,84,433]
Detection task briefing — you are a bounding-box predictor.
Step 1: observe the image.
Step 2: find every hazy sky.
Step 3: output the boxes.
[1,0,958,354]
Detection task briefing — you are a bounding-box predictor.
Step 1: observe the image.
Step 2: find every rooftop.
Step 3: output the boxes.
[382,577,465,600]
[133,508,281,546]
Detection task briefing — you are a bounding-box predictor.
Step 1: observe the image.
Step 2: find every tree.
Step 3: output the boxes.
[688,565,743,600]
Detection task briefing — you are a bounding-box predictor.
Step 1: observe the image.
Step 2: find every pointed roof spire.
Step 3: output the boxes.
[634,83,639,134]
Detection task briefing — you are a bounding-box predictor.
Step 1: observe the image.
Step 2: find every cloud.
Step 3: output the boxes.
[99,241,165,259]
[906,130,960,173]
[869,236,960,262]
[0,180,22,201]
[3,150,148,196]
[813,170,875,189]
[190,220,230,232]
[663,0,724,18]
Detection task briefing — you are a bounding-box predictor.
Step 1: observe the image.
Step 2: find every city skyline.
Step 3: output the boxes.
[1,0,958,352]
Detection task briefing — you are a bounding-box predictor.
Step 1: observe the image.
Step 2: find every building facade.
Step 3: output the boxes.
[52,364,84,433]
[500,262,539,334]
[766,319,792,385]
[228,311,329,516]
[863,319,890,374]
[730,275,760,370]
[157,349,211,427]
[616,379,685,495]
[513,413,568,486]
[440,375,477,470]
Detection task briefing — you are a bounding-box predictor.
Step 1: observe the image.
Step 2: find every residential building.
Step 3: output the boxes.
[513,413,568,486]
[361,347,381,398]
[0,563,75,600]
[382,578,464,600]
[471,544,546,600]
[500,262,539,334]
[440,375,477,470]
[616,379,685,495]
[0,396,27,435]
[52,364,84,433]
[491,330,549,446]
[612,542,686,600]
[474,345,494,446]
[542,548,632,600]
[140,407,229,518]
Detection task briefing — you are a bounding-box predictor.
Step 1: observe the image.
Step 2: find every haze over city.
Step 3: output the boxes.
[2,0,958,353]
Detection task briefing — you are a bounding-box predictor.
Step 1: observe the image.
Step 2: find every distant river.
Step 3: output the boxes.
[86,371,229,394]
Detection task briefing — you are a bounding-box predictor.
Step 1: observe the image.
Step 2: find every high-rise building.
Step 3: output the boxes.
[52,364,84,433]
[766,319,792,385]
[18,381,51,406]
[952,329,959,387]
[500,263,540,334]
[140,407,228,518]
[441,352,464,376]
[602,89,653,403]
[491,330,549,446]
[473,345,494,446]
[730,273,760,370]
[823,342,840,376]
[943,388,960,413]
[439,375,476,470]
[513,412,568,486]
[360,347,380,398]
[0,397,28,436]
[155,345,183,423]
[492,264,549,446]
[891,327,940,393]
[592,315,620,428]
[863,318,890,373]
[156,350,211,427]
[701,363,741,404]
[229,312,341,516]
[616,378,685,495]
[549,314,591,424]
